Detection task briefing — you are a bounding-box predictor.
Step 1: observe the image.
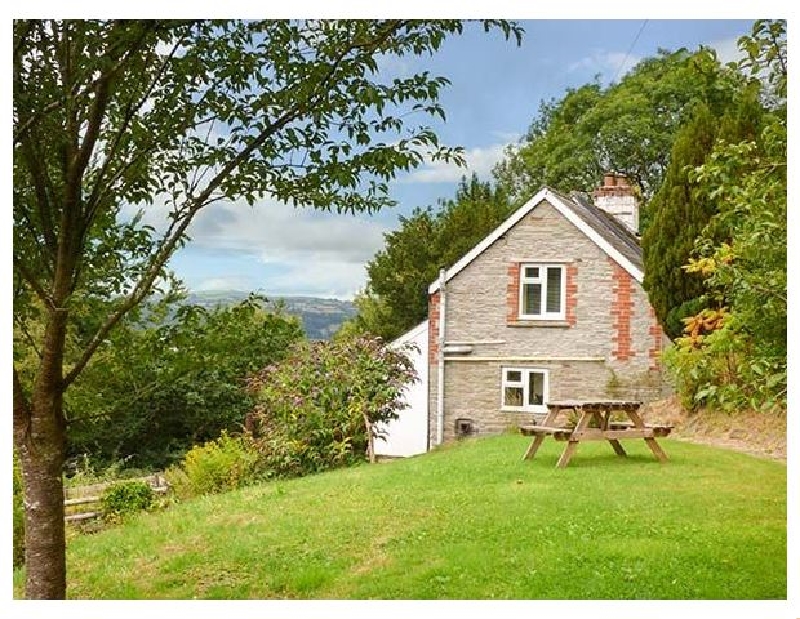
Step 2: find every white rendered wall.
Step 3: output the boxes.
[375,321,429,457]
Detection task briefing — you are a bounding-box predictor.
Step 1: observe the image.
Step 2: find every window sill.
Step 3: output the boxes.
[507,319,570,328]
[501,407,547,414]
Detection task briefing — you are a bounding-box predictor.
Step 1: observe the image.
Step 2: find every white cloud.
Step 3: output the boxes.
[188,197,388,264]
[120,194,390,299]
[400,142,513,184]
[256,259,367,300]
[568,50,642,80]
[709,36,745,65]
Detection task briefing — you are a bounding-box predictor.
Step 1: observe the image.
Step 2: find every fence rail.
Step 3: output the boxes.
[63,474,169,523]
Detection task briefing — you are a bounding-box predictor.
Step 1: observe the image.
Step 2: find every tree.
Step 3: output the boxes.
[664,19,786,411]
[493,48,742,224]
[641,88,765,339]
[67,296,304,469]
[355,173,511,341]
[12,19,523,598]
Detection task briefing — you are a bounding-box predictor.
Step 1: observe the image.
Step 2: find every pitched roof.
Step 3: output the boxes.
[428,186,644,295]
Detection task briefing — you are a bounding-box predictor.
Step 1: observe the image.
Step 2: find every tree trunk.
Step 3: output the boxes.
[14,310,69,599]
[17,389,68,599]
[18,416,67,599]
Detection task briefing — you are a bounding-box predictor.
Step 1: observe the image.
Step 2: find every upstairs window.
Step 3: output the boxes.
[519,264,565,320]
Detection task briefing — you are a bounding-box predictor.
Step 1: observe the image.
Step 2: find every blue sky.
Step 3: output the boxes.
[161,19,755,299]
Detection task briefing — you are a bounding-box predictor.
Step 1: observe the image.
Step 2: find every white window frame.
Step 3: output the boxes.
[501,367,549,414]
[518,263,566,321]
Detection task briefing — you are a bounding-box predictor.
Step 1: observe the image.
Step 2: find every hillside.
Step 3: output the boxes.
[23,435,786,600]
[183,290,356,340]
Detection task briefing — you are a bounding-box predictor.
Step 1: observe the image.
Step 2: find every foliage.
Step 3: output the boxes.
[247,335,417,478]
[493,48,741,219]
[664,20,786,411]
[12,19,521,597]
[100,480,155,523]
[165,432,260,499]
[641,89,765,339]
[349,173,511,341]
[21,436,786,599]
[13,451,25,568]
[66,295,303,469]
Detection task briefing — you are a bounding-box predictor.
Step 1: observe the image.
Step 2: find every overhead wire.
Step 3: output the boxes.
[611,19,649,83]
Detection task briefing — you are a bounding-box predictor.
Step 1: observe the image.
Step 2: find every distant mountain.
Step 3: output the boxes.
[183,290,356,341]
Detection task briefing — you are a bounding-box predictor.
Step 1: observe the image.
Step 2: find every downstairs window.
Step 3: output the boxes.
[502,368,549,413]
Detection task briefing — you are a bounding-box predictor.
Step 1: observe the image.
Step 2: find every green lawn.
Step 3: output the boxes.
[15,435,786,599]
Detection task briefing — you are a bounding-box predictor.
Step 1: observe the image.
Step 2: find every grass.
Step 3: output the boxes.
[14,435,786,599]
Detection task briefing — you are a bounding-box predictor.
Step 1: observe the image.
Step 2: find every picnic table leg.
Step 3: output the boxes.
[555,409,592,468]
[523,435,545,460]
[556,441,579,468]
[628,408,668,463]
[592,409,627,458]
[608,439,627,456]
[522,408,560,461]
[644,438,668,462]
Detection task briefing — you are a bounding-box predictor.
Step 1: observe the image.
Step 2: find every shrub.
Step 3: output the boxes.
[167,432,259,498]
[247,336,417,479]
[13,451,25,568]
[100,480,154,523]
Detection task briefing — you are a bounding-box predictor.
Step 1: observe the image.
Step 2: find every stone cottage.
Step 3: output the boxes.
[375,174,669,457]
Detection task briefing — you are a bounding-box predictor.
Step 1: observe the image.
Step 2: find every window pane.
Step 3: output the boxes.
[524,266,539,279]
[528,372,544,406]
[523,283,541,315]
[546,267,562,313]
[504,387,524,407]
[506,370,522,383]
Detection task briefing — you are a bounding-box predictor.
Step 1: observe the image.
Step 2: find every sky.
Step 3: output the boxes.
[156,18,757,300]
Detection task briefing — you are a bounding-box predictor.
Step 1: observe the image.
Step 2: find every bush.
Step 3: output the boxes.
[247,336,417,479]
[100,480,154,523]
[13,451,25,568]
[166,432,259,499]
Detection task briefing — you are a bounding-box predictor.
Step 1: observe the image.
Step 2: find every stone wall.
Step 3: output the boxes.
[427,198,668,446]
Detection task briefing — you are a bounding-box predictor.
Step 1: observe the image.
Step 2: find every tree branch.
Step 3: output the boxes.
[14,313,43,360]
[13,255,56,310]
[13,20,167,145]
[82,39,182,235]
[18,136,58,258]
[62,22,410,389]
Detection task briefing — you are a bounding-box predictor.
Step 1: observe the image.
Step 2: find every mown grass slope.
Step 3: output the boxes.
[15,435,786,599]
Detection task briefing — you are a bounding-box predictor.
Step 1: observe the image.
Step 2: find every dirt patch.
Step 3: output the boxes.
[641,396,786,461]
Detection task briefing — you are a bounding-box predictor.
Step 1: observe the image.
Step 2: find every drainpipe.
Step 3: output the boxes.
[436,268,446,446]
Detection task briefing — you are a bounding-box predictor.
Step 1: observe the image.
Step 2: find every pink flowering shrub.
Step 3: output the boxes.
[246,336,417,478]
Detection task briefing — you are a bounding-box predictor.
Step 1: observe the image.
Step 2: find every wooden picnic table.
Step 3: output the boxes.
[519,400,672,468]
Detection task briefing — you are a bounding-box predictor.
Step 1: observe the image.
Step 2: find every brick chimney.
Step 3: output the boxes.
[592,172,639,235]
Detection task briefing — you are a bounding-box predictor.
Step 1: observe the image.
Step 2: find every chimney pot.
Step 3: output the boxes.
[593,173,639,234]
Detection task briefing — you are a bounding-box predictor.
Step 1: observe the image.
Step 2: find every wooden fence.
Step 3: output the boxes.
[64,474,169,523]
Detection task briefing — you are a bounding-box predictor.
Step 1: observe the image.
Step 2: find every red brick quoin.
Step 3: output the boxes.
[565,263,578,327]
[648,306,663,370]
[506,263,520,323]
[428,290,441,366]
[610,259,635,361]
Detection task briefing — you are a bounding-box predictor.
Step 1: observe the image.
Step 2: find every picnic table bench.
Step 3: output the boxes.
[519,400,673,468]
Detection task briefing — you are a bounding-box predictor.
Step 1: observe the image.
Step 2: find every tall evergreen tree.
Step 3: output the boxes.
[642,86,765,339]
